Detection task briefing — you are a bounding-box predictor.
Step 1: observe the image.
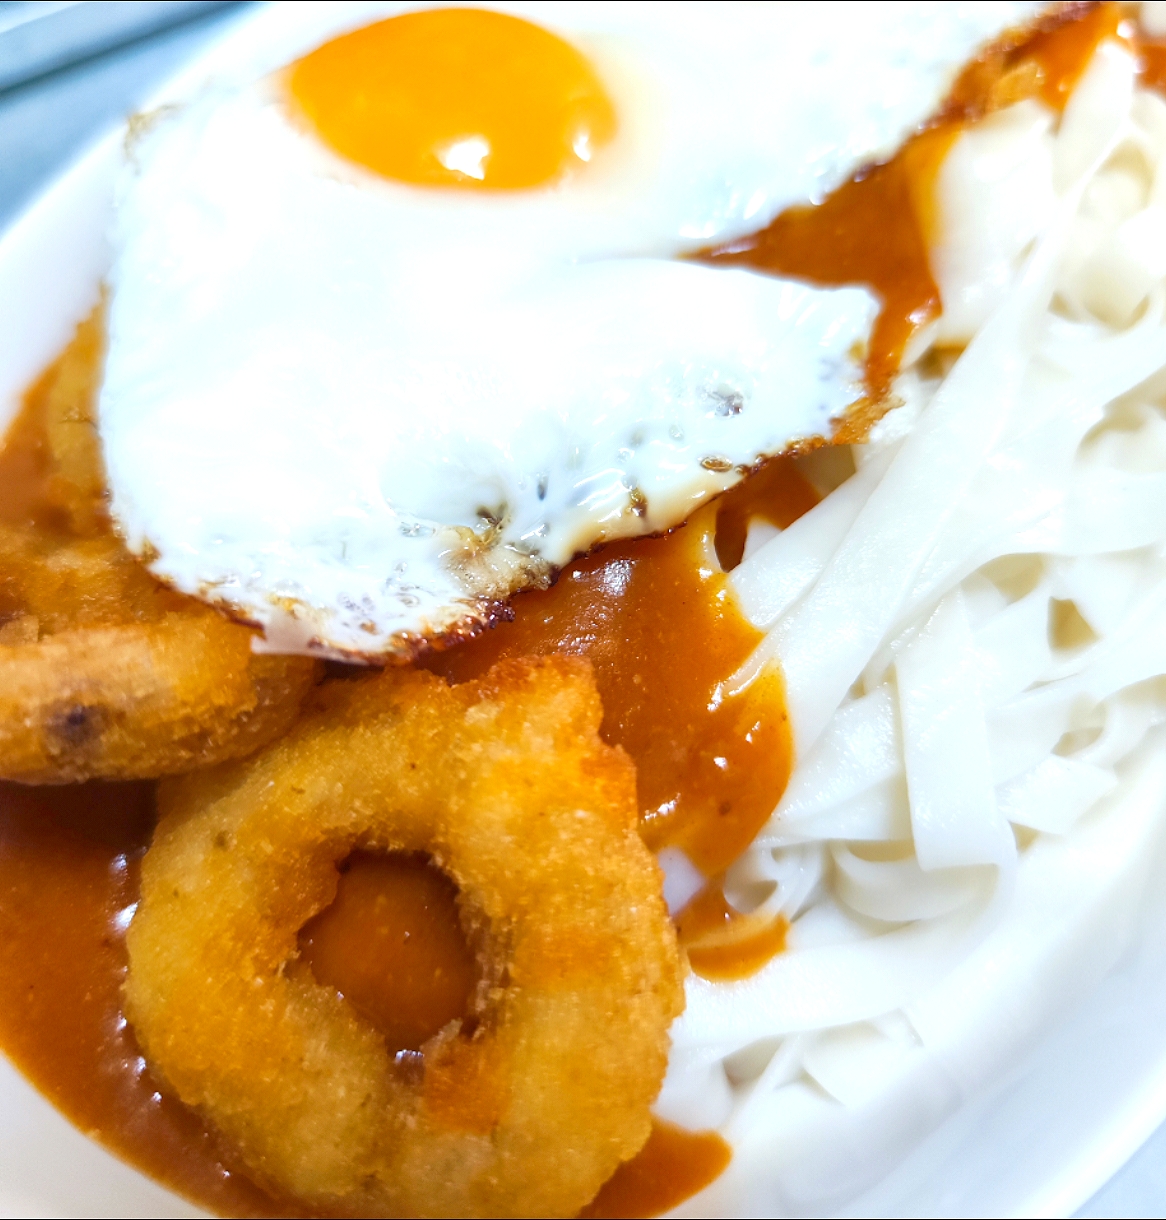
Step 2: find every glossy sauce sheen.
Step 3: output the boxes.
[675,883,789,983]
[699,0,1119,419]
[0,782,307,1217]
[0,357,756,1217]
[428,457,814,876]
[700,129,951,407]
[580,1119,733,1219]
[0,6,1126,1218]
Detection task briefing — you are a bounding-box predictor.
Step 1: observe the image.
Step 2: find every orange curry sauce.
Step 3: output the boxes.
[699,0,1120,422]
[425,456,814,983]
[0,4,1132,1218]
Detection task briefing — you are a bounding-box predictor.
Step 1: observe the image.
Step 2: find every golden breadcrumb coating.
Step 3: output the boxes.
[126,657,684,1218]
[0,309,319,783]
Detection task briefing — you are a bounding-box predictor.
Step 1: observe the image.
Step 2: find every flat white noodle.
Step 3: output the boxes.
[665,32,1166,1215]
[895,589,1013,870]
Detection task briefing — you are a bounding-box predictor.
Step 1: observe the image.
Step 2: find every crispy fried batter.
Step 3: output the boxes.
[0,311,319,782]
[5,307,109,538]
[125,657,685,1218]
[36,306,109,536]
[0,602,315,783]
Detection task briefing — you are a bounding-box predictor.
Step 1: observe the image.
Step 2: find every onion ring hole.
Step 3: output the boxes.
[0,9,1144,1217]
[297,851,477,1057]
[124,657,684,1217]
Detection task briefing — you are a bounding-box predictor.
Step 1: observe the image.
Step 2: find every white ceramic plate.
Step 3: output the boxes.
[4,4,1166,1216]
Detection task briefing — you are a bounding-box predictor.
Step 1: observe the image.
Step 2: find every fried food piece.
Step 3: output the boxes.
[6,307,109,537]
[0,520,317,782]
[125,657,685,1218]
[0,312,319,782]
[37,305,108,536]
[0,605,315,784]
[0,522,191,630]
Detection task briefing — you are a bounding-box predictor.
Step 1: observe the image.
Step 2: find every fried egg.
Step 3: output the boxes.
[98,1,1045,658]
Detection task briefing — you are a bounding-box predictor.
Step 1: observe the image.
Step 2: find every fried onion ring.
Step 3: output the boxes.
[0,596,316,783]
[125,657,684,1218]
[0,312,320,783]
[28,304,109,537]
[0,519,319,784]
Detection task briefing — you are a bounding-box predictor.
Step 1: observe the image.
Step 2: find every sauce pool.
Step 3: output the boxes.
[0,5,1132,1215]
[699,0,1121,427]
[675,883,789,984]
[580,1120,733,1219]
[427,456,814,876]
[298,851,477,1054]
[0,779,731,1218]
[0,317,799,1216]
[0,781,306,1217]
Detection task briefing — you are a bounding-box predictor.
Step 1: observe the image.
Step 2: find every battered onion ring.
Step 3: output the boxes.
[0,523,319,783]
[32,304,109,537]
[0,312,319,782]
[125,657,684,1218]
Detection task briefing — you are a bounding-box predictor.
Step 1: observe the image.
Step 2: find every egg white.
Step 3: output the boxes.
[99,0,1046,657]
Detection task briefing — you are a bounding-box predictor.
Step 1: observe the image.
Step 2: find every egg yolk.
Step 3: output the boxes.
[288,7,617,190]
